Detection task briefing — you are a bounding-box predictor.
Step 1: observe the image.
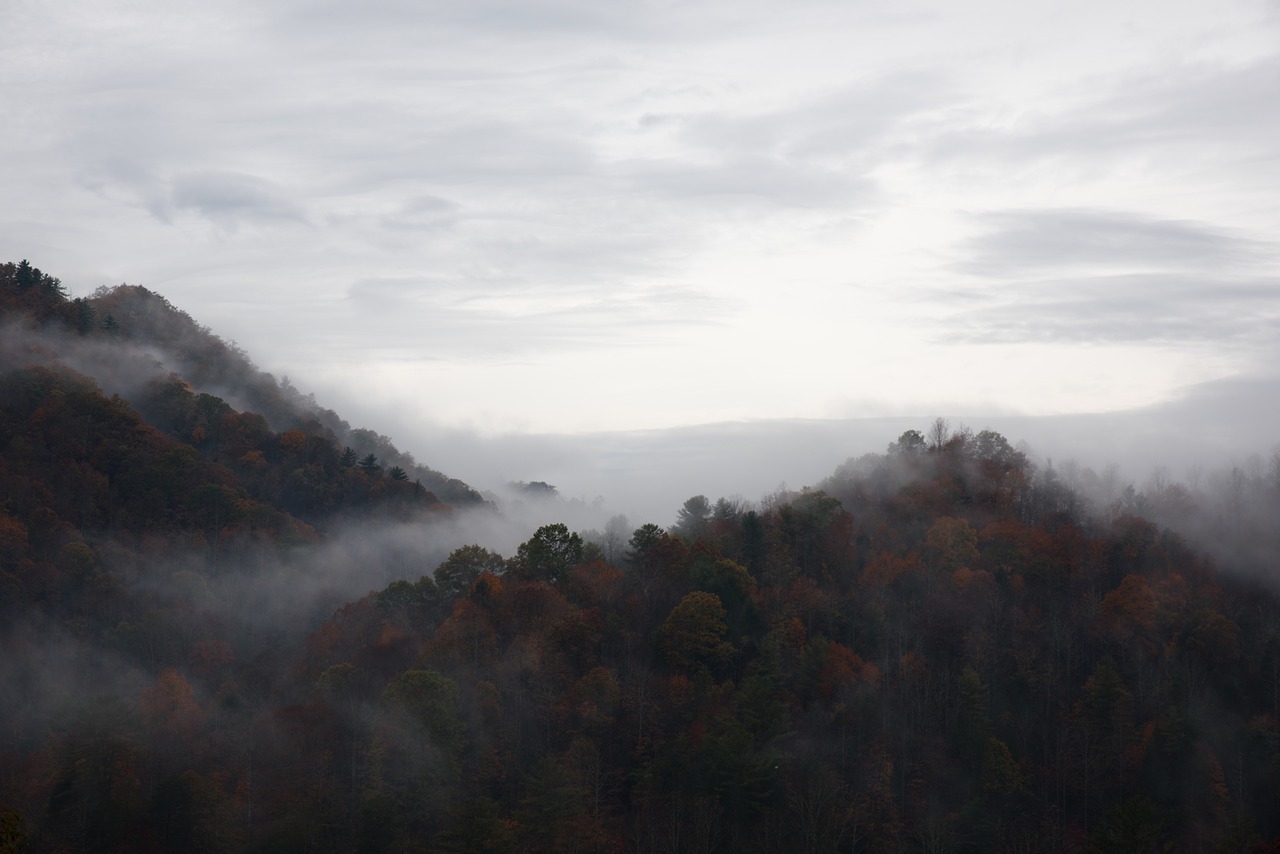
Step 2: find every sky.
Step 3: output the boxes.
[3,0,1279,515]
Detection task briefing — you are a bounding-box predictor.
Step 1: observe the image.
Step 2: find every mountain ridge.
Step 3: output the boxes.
[0,260,485,512]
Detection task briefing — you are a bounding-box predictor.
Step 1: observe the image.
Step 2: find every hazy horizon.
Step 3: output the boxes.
[310,370,1280,530]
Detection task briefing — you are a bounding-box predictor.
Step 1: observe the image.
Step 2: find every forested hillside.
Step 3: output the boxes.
[0,261,483,512]
[2,263,1280,853]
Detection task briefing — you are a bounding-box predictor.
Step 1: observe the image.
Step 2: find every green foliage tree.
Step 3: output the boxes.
[971,429,1028,470]
[626,523,665,567]
[380,669,467,776]
[888,429,926,455]
[924,516,979,572]
[434,545,507,599]
[673,495,712,541]
[980,736,1023,795]
[514,524,584,584]
[72,298,96,336]
[658,591,735,673]
[376,577,439,612]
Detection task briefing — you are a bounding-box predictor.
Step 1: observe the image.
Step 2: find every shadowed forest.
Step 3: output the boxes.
[3,261,1280,853]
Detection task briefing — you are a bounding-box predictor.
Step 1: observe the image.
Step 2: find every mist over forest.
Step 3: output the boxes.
[3,261,1280,853]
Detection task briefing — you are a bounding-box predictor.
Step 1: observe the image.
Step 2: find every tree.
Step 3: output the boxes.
[1083,798,1171,854]
[514,524,584,584]
[599,514,630,565]
[673,495,712,542]
[72,298,97,335]
[379,669,467,781]
[376,576,440,614]
[783,764,860,854]
[435,797,514,853]
[928,417,950,453]
[383,669,464,743]
[626,523,665,568]
[1074,657,1134,828]
[358,453,381,475]
[954,665,992,770]
[971,429,1027,471]
[512,480,559,499]
[14,259,36,290]
[150,770,240,854]
[658,591,734,673]
[691,557,761,644]
[776,489,851,580]
[923,516,979,572]
[888,429,926,455]
[46,696,146,853]
[434,545,507,599]
[713,497,744,520]
[981,736,1023,795]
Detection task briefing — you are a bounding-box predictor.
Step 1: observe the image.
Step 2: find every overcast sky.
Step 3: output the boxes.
[3,0,1279,460]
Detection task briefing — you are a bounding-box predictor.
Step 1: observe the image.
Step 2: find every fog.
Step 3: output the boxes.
[340,370,1280,535]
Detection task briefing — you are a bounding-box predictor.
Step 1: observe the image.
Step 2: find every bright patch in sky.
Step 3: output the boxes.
[2,0,1277,435]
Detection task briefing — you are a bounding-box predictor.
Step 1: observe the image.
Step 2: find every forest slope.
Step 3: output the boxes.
[1,263,1279,854]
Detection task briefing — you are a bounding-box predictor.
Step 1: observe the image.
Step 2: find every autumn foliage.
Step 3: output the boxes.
[4,266,1280,852]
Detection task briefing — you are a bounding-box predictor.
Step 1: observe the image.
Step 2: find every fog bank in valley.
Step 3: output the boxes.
[366,371,1280,534]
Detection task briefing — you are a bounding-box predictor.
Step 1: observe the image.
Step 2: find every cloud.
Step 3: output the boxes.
[76,159,177,222]
[926,56,1280,170]
[170,171,305,227]
[337,276,732,359]
[932,207,1280,346]
[681,71,952,160]
[78,164,305,229]
[379,195,461,232]
[926,204,1280,348]
[273,0,663,44]
[958,208,1267,276]
[609,73,949,212]
[613,154,872,210]
[1056,58,1280,159]
[939,272,1280,346]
